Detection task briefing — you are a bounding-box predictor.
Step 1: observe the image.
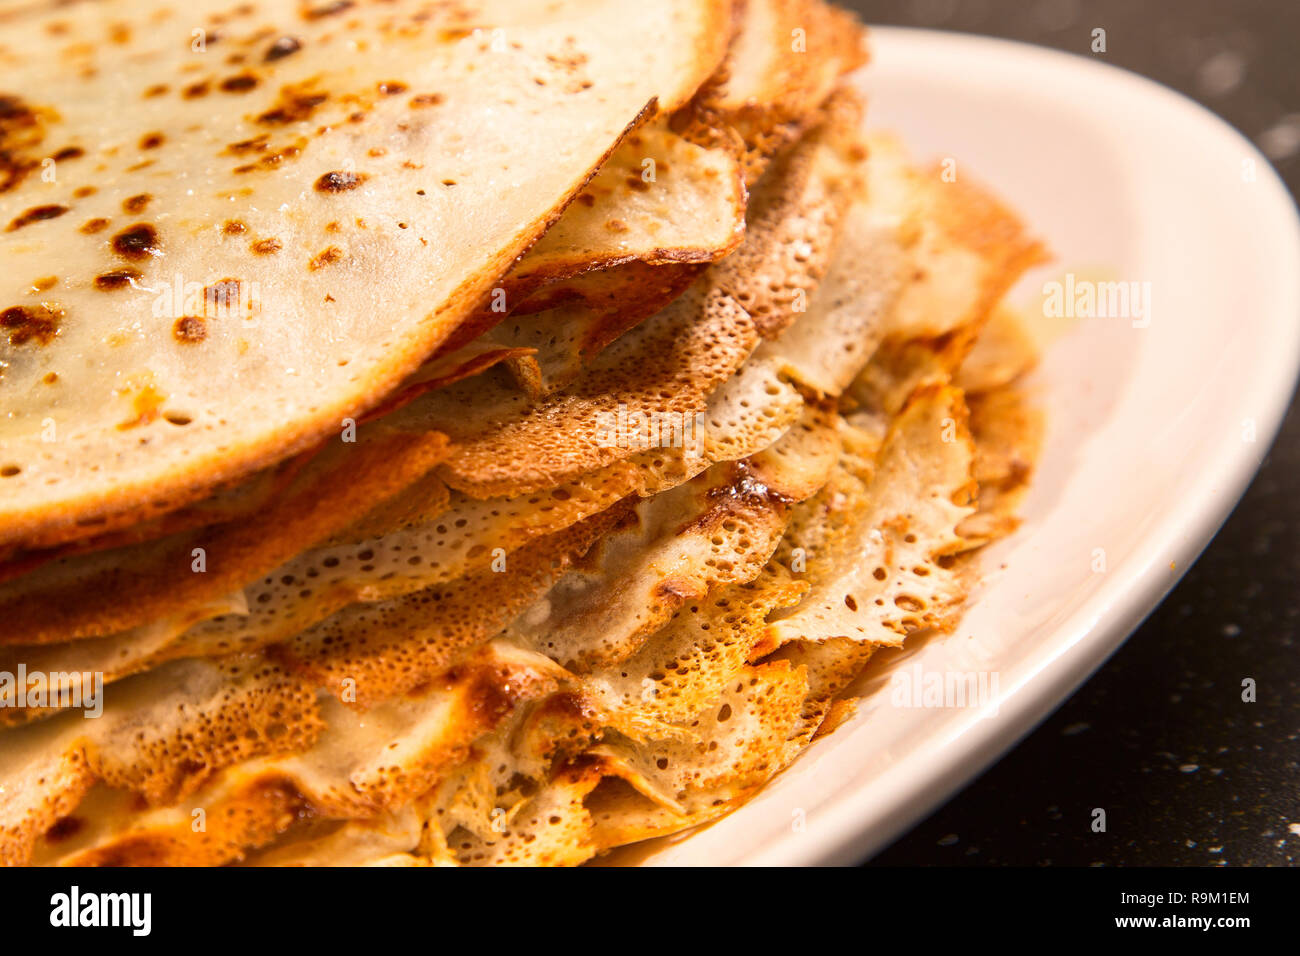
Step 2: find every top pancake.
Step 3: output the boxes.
[0,0,733,549]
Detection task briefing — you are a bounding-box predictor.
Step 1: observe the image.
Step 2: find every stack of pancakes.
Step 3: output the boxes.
[0,0,1045,866]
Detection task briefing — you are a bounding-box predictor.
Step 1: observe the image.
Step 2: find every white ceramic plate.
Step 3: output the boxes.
[620,27,1300,867]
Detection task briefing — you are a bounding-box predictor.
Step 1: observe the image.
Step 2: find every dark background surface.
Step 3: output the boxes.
[840,0,1300,866]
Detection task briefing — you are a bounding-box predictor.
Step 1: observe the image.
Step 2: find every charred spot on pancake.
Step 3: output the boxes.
[0,94,48,193]
[257,88,328,126]
[239,141,304,173]
[227,134,269,155]
[93,268,141,291]
[182,80,211,99]
[52,146,84,161]
[111,223,161,260]
[0,94,36,124]
[308,246,343,270]
[139,131,165,149]
[409,93,444,108]
[44,816,84,842]
[264,36,302,61]
[304,0,353,19]
[6,203,68,232]
[251,237,282,254]
[223,219,248,235]
[1,304,61,346]
[377,81,407,96]
[42,371,58,384]
[220,73,259,93]
[73,185,96,198]
[314,170,366,193]
[122,193,152,214]
[143,83,169,98]
[30,276,57,292]
[80,217,110,235]
[172,316,207,344]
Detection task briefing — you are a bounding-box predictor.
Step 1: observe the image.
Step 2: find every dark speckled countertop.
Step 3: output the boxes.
[840,0,1300,866]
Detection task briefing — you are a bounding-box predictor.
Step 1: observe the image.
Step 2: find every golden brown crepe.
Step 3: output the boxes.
[0,0,1049,869]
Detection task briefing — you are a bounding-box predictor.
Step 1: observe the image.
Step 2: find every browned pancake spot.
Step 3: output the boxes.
[220,73,259,93]
[265,36,302,61]
[308,246,343,270]
[304,0,353,19]
[93,268,141,291]
[112,224,161,260]
[173,316,207,344]
[6,204,68,232]
[257,88,328,125]
[1,304,61,346]
[204,278,243,312]
[315,170,366,192]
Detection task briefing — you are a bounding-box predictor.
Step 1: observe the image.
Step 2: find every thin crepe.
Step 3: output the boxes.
[0,0,733,549]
